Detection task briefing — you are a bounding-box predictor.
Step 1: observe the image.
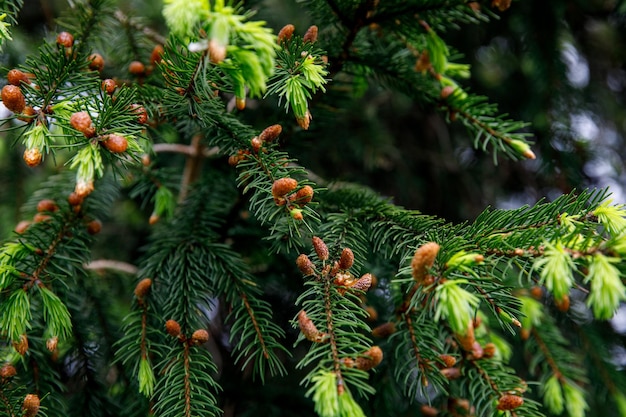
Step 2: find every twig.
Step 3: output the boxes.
[85,259,138,275]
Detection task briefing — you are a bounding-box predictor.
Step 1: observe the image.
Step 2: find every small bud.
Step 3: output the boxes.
[191,329,209,345]
[1,85,26,113]
[508,139,536,159]
[86,219,102,235]
[0,364,17,379]
[17,106,36,123]
[296,254,315,275]
[298,310,328,343]
[33,213,51,223]
[88,53,105,72]
[15,220,31,234]
[7,69,30,86]
[128,60,146,75]
[483,342,497,359]
[530,286,543,299]
[56,31,74,48]
[272,178,298,199]
[208,39,227,63]
[134,278,152,299]
[235,96,246,111]
[365,305,378,321]
[355,346,383,371]
[411,242,440,284]
[68,191,84,206]
[37,199,58,213]
[150,44,165,65]
[292,185,314,206]
[420,405,439,417]
[440,85,455,99]
[22,394,40,417]
[165,319,181,337]
[251,136,262,153]
[439,354,457,368]
[101,79,116,94]
[46,336,58,352]
[277,24,295,44]
[312,236,329,261]
[102,134,128,153]
[130,104,148,124]
[351,273,373,292]
[13,334,28,355]
[555,294,570,312]
[75,179,94,197]
[290,208,304,220]
[258,124,282,143]
[372,322,396,338]
[440,367,461,380]
[303,25,318,43]
[491,0,512,12]
[296,110,311,130]
[496,394,524,411]
[338,248,354,270]
[70,111,96,138]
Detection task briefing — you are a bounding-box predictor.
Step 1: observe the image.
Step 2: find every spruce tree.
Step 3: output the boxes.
[1,1,625,417]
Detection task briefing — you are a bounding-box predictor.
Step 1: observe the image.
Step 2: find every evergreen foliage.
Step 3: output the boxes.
[1,1,625,417]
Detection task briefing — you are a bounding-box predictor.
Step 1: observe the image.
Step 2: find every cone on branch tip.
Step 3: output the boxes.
[134,278,152,299]
[191,329,209,345]
[13,334,28,355]
[298,310,328,343]
[22,394,40,417]
[1,85,26,113]
[277,24,295,44]
[0,364,17,379]
[272,178,298,200]
[296,254,315,275]
[411,242,440,285]
[7,69,30,86]
[165,319,181,337]
[292,185,314,206]
[372,322,396,338]
[338,248,354,270]
[312,236,329,261]
[258,124,282,143]
[496,394,524,410]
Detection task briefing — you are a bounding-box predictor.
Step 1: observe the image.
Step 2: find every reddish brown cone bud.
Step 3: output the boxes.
[555,294,570,312]
[271,178,298,199]
[130,104,148,124]
[56,31,74,48]
[68,191,84,206]
[372,322,396,338]
[251,136,262,153]
[129,60,146,75]
[165,319,181,337]
[13,334,28,355]
[70,111,96,138]
[303,25,318,43]
[22,394,40,417]
[1,85,26,113]
[277,24,295,44]
[134,278,152,299]
[102,134,128,153]
[296,254,315,275]
[351,273,373,292]
[440,367,461,380]
[15,220,31,234]
[150,44,165,65]
[293,185,314,206]
[0,364,17,379]
[46,336,58,352]
[530,286,543,300]
[338,248,354,270]
[7,69,30,86]
[312,236,329,261]
[355,346,383,371]
[298,310,328,343]
[87,219,102,235]
[438,354,457,368]
[37,199,58,213]
[258,124,282,143]
[491,0,512,12]
[88,53,105,71]
[440,85,455,99]
[101,79,117,94]
[420,405,439,417]
[411,242,440,284]
[296,110,311,130]
[496,394,524,411]
[483,342,497,358]
[191,329,209,345]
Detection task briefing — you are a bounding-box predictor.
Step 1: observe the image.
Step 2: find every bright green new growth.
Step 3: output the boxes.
[433,279,480,335]
[533,241,575,300]
[542,375,564,415]
[584,253,626,319]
